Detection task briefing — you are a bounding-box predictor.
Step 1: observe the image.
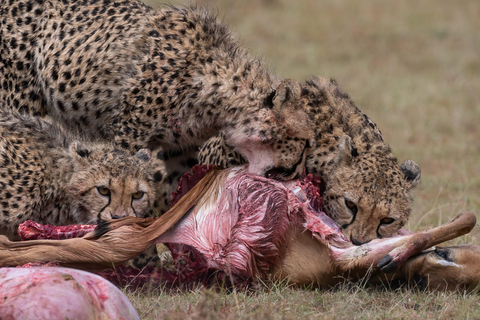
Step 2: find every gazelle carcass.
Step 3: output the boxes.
[0,166,478,291]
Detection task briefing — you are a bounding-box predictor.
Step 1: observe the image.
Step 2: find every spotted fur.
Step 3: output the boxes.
[0,0,314,215]
[198,77,421,243]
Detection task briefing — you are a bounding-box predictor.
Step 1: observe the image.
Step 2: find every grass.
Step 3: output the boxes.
[134,0,480,318]
[126,283,480,319]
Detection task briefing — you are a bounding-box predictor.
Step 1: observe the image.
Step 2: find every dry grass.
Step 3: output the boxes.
[126,283,480,319]
[133,0,480,318]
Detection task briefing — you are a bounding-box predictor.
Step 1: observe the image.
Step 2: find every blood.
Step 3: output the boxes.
[97,244,215,289]
[170,164,215,206]
[300,173,324,212]
[18,220,96,241]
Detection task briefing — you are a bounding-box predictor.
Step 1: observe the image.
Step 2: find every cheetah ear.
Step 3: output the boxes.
[135,148,152,162]
[272,79,302,108]
[69,141,92,168]
[335,135,357,167]
[400,160,421,188]
[69,141,91,159]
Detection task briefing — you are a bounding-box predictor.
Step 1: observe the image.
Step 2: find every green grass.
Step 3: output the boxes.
[134,0,480,318]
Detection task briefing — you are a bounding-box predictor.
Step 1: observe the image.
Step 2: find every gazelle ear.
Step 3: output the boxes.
[335,135,357,167]
[400,160,421,188]
[135,148,152,162]
[271,79,302,108]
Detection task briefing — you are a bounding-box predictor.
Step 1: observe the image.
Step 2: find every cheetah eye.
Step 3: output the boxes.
[344,199,358,214]
[380,217,396,225]
[96,186,111,197]
[132,191,145,200]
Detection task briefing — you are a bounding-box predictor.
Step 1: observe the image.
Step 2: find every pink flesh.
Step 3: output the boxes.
[0,267,140,320]
[157,166,348,279]
[18,220,96,240]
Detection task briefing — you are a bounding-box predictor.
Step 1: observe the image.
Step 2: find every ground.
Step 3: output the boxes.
[134,0,480,318]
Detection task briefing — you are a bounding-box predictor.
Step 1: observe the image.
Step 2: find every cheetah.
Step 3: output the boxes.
[0,0,419,245]
[0,109,155,240]
[0,0,314,215]
[198,77,421,244]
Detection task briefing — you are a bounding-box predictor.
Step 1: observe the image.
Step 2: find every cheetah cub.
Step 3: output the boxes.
[0,110,155,239]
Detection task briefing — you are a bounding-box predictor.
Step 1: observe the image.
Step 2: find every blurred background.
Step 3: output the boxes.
[144,0,479,239]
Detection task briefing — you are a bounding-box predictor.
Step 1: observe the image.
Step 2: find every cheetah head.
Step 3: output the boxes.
[323,135,421,244]
[225,79,314,181]
[66,142,155,223]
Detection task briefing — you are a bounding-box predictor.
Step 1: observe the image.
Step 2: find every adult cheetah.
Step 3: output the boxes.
[0,0,313,215]
[198,77,421,244]
[0,109,155,240]
[0,0,420,244]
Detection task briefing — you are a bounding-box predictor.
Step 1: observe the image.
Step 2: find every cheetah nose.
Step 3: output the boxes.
[112,214,128,219]
[350,236,369,246]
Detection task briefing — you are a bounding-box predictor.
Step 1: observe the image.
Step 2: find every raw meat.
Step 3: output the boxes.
[18,220,96,240]
[157,166,346,280]
[0,267,140,320]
